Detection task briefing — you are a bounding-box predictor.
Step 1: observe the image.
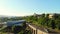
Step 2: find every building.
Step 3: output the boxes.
[7,20,26,26]
[33,13,41,19]
[0,22,7,28]
[48,14,54,19]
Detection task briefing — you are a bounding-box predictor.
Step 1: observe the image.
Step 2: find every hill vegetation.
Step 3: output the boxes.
[0,13,60,34]
[23,13,60,30]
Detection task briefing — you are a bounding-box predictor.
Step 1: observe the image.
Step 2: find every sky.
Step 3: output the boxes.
[0,0,60,16]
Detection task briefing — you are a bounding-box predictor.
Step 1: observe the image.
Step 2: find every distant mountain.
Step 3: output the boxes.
[0,15,17,18]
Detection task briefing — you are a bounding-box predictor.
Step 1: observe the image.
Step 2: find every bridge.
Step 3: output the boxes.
[26,23,60,34]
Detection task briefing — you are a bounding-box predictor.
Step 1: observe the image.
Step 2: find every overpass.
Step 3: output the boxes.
[26,23,60,34]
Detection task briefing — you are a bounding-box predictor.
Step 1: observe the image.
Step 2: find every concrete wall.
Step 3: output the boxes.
[37,29,48,34]
[27,23,49,34]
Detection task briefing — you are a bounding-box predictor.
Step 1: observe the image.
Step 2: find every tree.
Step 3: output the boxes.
[51,20,56,29]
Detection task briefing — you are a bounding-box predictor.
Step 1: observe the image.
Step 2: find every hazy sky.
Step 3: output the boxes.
[0,0,60,16]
